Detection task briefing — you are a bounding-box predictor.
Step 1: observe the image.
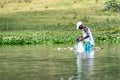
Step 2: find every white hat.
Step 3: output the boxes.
[76,21,82,29]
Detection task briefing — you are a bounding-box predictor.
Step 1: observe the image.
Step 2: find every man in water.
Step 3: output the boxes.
[76,21,95,58]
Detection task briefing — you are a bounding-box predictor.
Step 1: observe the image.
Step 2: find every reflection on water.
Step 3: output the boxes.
[76,50,94,80]
[60,49,95,80]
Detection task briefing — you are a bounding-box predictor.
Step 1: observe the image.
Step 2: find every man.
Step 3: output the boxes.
[76,21,95,58]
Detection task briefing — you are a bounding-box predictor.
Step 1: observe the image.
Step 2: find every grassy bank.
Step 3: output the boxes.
[0,9,120,31]
[1,0,119,32]
[0,0,120,45]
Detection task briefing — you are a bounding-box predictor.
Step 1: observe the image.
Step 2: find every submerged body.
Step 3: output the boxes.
[74,41,94,59]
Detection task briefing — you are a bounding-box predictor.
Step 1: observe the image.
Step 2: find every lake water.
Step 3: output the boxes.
[0,44,120,80]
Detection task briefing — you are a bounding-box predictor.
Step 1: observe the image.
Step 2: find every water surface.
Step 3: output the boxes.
[0,44,120,80]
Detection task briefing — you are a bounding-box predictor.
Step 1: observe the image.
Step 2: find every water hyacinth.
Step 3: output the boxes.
[95,34,120,44]
[0,31,120,45]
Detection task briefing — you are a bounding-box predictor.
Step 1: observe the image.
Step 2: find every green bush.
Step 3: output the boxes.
[104,0,120,11]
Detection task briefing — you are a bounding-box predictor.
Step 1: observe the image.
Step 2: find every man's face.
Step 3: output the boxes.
[79,25,83,29]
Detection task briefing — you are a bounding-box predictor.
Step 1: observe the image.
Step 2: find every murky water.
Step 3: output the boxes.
[0,44,120,80]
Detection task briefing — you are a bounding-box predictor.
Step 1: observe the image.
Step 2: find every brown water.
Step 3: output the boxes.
[0,44,120,80]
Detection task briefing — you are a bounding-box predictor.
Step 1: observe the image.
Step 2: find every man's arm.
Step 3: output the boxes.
[79,27,89,41]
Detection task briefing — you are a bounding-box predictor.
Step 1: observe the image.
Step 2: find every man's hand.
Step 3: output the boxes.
[76,36,83,42]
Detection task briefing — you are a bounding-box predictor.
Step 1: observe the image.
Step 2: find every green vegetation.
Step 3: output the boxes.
[0,30,120,45]
[104,0,120,11]
[0,0,120,45]
[0,31,78,45]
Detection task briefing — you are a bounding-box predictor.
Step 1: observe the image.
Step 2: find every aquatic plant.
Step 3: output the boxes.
[0,31,119,45]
